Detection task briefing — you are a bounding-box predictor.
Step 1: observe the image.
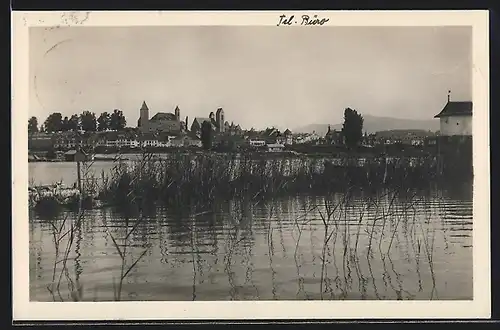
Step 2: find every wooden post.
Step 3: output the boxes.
[77,159,82,192]
[76,155,82,208]
[76,143,84,207]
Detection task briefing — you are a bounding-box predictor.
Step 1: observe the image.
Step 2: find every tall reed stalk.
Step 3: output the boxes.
[96,152,441,213]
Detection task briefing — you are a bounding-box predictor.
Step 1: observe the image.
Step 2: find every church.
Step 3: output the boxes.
[137,101,242,137]
[190,108,225,135]
[137,101,185,134]
[190,108,243,137]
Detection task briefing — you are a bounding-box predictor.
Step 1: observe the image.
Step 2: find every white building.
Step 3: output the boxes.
[103,138,139,148]
[249,139,266,147]
[434,96,472,136]
[141,139,160,148]
[294,132,320,144]
[267,143,285,152]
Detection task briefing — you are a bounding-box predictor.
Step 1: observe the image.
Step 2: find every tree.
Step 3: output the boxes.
[201,121,213,150]
[80,111,97,132]
[97,112,111,131]
[109,109,126,130]
[43,112,63,133]
[68,114,80,131]
[341,107,364,149]
[61,116,70,131]
[28,116,38,134]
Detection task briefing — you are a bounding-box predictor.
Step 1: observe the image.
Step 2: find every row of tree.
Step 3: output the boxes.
[28,109,127,134]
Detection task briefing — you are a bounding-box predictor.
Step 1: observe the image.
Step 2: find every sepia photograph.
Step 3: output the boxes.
[13,11,490,320]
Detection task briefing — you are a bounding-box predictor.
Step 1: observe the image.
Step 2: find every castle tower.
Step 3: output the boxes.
[185,116,189,131]
[139,101,149,132]
[216,108,225,133]
[175,106,180,121]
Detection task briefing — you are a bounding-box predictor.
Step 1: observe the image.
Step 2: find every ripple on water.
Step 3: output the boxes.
[29,189,473,301]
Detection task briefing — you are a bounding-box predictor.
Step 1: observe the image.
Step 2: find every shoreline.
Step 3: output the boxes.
[28,180,473,215]
[29,148,439,163]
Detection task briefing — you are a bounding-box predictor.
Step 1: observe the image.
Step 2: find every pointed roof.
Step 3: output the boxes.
[193,117,212,124]
[150,112,177,121]
[264,127,280,137]
[140,101,149,111]
[193,117,217,130]
[434,101,472,118]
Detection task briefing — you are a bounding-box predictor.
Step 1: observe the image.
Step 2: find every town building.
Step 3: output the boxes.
[190,108,227,136]
[374,129,435,146]
[434,92,472,136]
[282,129,293,145]
[260,127,284,144]
[28,132,54,150]
[324,126,342,145]
[267,143,285,152]
[137,101,185,134]
[224,122,243,136]
[248,139,266,147]
[294,131,320,144]
[94,130,139,148]
[137,132,170,148]
[191,117,216,135]
[63,149,92,162]
[170,133,203,148]
[53,131,79,150]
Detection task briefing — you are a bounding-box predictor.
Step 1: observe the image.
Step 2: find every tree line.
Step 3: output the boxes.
[28,109,127,134]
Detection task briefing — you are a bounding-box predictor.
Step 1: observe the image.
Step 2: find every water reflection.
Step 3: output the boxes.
[29,187,473,301]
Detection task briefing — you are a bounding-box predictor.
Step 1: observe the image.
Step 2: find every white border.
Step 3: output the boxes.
[12,10,491,320]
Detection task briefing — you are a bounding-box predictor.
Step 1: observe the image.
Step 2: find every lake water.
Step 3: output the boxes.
[29,161,119,187]
[29,161,473,301]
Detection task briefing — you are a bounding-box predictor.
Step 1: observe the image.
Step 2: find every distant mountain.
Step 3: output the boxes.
[293,115,440,136]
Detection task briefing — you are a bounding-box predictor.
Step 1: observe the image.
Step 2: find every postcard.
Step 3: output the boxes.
[12,10,490,321]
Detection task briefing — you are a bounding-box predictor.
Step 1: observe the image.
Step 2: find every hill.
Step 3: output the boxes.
[293,115,440,136]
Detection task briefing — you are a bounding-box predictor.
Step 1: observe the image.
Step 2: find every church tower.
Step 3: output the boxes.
[216,108,225,133]
[139,101,149,132]
[175,106,180,121]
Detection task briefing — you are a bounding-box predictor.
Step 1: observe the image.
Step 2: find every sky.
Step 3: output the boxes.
[29,26,472,130]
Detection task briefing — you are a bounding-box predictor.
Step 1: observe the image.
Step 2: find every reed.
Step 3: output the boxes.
[104,213,151,301]
[284,183,431,300]
[96,151,442,213]
[45,209,85,301]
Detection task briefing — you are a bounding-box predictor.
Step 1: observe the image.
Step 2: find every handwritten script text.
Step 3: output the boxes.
[277,14,330,27]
